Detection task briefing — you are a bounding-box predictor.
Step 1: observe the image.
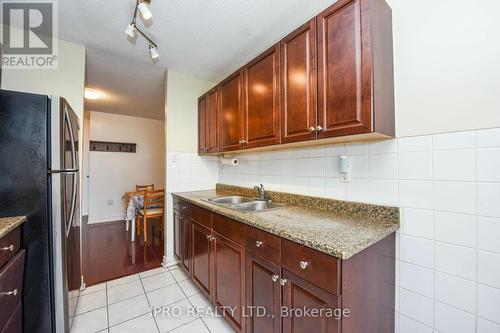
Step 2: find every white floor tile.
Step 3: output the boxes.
[189,294,236,333]
[109,313,158,333]
[178,279,202,297]
[141,271,176,292]
[108,294,151,327]
[75,289,107,315]
[154,299,198,332]
[169,319,210,333]
[71,307,108,333]
[107,274,140,288]
[139,267,170,279]
[170,268,189,282]
[81,282,107,296]
[147,283,186,307]
[107,280,145,305]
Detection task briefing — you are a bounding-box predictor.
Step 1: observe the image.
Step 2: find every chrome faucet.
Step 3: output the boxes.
[254,184,266,200]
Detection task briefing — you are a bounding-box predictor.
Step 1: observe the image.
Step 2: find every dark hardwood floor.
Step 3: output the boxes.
[82,218,164,286]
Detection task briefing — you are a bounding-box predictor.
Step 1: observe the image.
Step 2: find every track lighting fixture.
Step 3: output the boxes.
[125,0,159,61]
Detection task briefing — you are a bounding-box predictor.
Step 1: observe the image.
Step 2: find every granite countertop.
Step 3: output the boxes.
[173,185,400,260]
[0,216,27,238]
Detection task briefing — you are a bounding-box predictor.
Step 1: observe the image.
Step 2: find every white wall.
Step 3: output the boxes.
[386,0,500,137]
[88,111,165,223]
[220,129,500,333]
[164,70,218,265]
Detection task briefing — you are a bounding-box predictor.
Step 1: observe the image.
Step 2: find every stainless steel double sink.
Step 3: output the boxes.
[204,195,284,212]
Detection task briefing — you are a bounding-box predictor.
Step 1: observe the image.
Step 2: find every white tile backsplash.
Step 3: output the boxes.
[215,127,500,332]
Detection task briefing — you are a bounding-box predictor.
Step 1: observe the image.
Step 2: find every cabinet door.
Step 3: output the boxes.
[243,45,281,149]
[206,88,219,153]
[219,71,244,151]
[180,217,192,276]
[173,211,181,260]
[281,19,318,143]
[317,0,372,138]
[198,95,208,153]
[245,252,281,333]
[192,222,212,299]
[282,269,340,333]
[213,232,245,332]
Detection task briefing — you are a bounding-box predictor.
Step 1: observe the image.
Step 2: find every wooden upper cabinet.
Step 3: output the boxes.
[243,45,281,149]
[206,88,219,153]
[317,0,394,139]
[197,95,207,153]
[281,19,318,144]
[219,71,244,151]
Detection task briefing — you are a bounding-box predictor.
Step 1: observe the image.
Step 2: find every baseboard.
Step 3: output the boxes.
[88,215,126,224]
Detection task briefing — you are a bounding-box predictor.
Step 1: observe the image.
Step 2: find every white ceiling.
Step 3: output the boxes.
[58,0,337,119]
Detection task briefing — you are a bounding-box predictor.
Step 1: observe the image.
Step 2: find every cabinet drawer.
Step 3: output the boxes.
[0,227,20,270]
[213,213,244,245]
[281,239,340,295]
[173,197,190,216]
[0,250,25,329]
[1,301,21,333]
[245,226,281,265]
[191,205,212,228]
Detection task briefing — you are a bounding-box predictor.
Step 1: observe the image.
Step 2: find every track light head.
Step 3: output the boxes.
[125,23,136,38]
[149,45,159,60]
[138,1,152,20]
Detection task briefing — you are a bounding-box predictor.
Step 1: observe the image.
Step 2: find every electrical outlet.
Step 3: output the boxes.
[340,173,350,183]
[107,199,114,205]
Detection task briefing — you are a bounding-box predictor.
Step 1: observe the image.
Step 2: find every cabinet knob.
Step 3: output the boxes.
[238,140,242,144]
[308,127,316,132]
[0,289,17,296]
[280,278,287,286]
[0,244,14,252]
[316,126,323,132]
[299,261,309,270]
[206,234,211,240]
[241,140,247,144]
[255,240,263,248]
[272,274,279,282]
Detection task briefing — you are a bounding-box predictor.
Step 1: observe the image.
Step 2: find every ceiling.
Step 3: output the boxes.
[58,0,337,119]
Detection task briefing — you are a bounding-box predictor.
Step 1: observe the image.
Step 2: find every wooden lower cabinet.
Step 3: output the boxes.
[180,216,192,276]
[213,232,246,332]
[173,211,181,260]
[281,269,340,333]
[245,252,281,333]
[192,222,212,298]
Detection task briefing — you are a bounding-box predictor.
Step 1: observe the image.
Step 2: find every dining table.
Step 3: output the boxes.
[123,189,164,242]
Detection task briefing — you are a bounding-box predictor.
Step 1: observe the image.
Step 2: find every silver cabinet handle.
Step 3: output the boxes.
[255,241,263,248]
[308,127,316,132]
[280,278,287,286]
[316,126,323,132]
[299,261,309,270]
[206,234,211,240]
[206,235,214,242]
[238,140,242,144]
[272,274,279,282]
[1,289,18,296]
[0,245,14,252]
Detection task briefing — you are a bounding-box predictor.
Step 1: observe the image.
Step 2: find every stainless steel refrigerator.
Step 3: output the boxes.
[0,89,83,333]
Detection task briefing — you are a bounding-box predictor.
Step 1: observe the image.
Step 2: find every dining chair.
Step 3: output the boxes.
[136,190,164,243]
[136,184,154,192]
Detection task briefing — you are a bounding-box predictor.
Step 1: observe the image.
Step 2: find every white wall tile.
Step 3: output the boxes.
[433,131,476,150]
[434,242,477,280]
[403,208,434,239]
[370,153,399,179]
[434,212,476,248]
[370,139,398,154]
[400,234,434,268]
[292,159,308,177]
[308,157,325,177]
[307,177,326,197]
[434,182,476,215]
[399,288,434,327]
[477,318,500,333]
[325,178,346,200]
[325,156,340,178]
[370,179,399,205]
[399,261,434,298]
[478,217,500,253]
[434,150,476,181]
[398,136,433,152]
[477,148,500,182]
[346,178,370,202]
[434,272,477,313]
[345,142,369,155]
[399,314,433,333]
[478,183,500,217]
[478,251,500,289]
[434,301,476,333]
[399,152,433,180]
[325,144,345,156]
[399,180,434,209]
[349,155,370,178]
[308,145,325,158]
[478,284,500,324]
[477,128,500,148]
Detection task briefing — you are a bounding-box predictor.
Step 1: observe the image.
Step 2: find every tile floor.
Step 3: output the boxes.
[70,265,236,333]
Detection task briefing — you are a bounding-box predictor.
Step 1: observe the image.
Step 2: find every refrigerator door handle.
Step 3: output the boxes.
[48,169,79,174]
[64,108,78,237]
